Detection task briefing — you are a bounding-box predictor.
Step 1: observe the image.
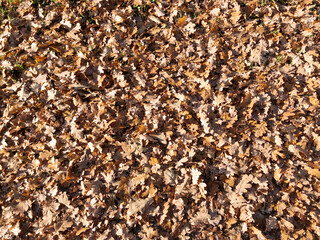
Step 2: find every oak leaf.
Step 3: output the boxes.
[230,6,241,25]
[235,174,253,195]
[127,198,153,216]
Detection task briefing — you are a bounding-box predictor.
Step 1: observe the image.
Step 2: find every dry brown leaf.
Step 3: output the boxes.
[190,206,211,225]
[281,109,304,121]
[177,15,187,27]
[132,173,147,186]
[149,157,159,165]
[274,168,282,182]
[280,218,294,231]
[191,168,201,185]
[120,142,135,158]
[312,132,320,151]
[136,124,146,133]
[142,225,158,238]
[254,122,268,138]
[148,183,157,198]
[76,227,89,236]
[250,226,267,240]
[39,150,55,160]
[55,221,73,232]
[225,176,235,187]
[127,198,153,217]
[35,55,47,63]
[226,217,237,229]
[230,6,241,25]
[304,166,320,179]
[235,174,253,195]
[16,199,32,214]
[309,95,319,106]
[302,0,313,5]
[288,144,305,158]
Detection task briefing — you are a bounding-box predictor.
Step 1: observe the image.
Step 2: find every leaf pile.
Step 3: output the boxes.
[0,0,320,239]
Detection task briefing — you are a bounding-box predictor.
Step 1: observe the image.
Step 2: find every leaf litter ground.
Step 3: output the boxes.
[0,0,320,239]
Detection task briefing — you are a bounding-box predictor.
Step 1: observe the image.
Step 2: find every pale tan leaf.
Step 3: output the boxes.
[39,150,55,160]
[312,132,320,151]
[274,168,282,182]
[304,166,320,179]
[127,198,153,216]
[280,218,294,231]
[191,168,201,185]
[309,95,319,106]
[235,174,253,195]
[250,226,267,240]
[230,6,241,24]
[55,221,73,232]
[254,122,268,138]
[76,227,89,236]
[16,199,32,214]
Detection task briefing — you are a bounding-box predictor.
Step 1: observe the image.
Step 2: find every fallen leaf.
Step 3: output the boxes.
[177,15,187,27]
[235,174,253,195]
[274,168,282,182]
[230,6,241,25]
[127,198,153,216]
[304,166,320,179]
[250,226,267,240]
[76,227,89,236]
[35,55,47,63]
